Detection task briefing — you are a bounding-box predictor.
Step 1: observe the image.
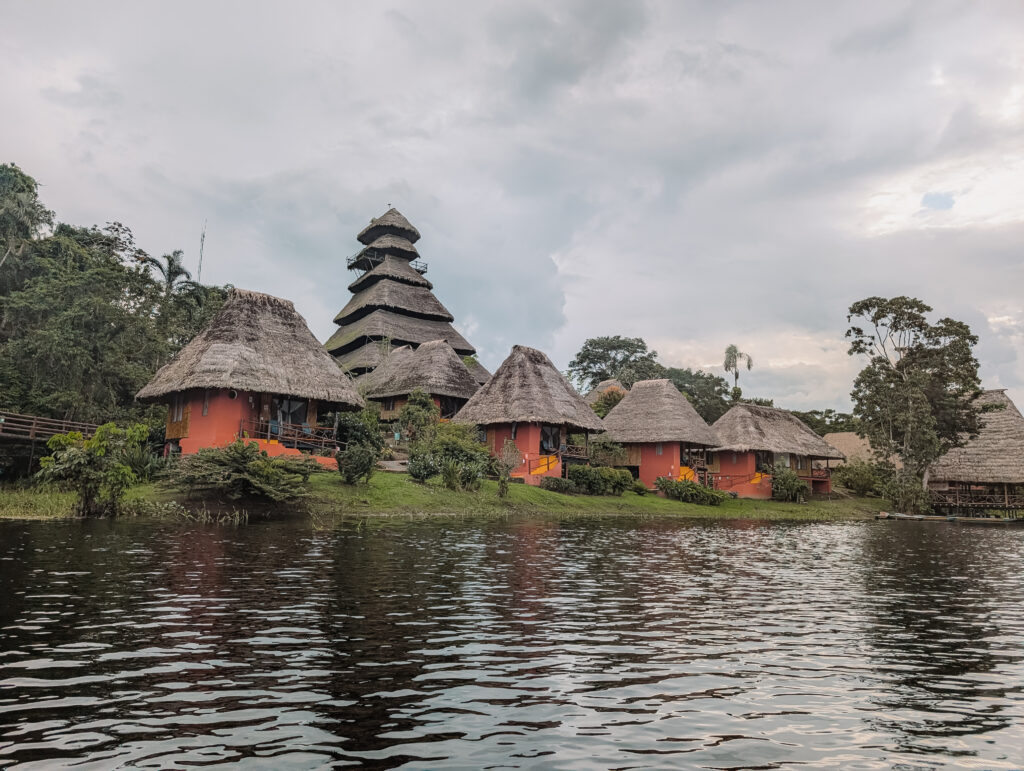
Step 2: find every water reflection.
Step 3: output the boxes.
[1,517,1023,769]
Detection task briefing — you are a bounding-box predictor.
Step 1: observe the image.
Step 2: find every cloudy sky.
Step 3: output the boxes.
[4,1,1023,410]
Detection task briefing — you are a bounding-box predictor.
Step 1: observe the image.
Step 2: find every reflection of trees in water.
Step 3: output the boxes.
[859,522,1024,753]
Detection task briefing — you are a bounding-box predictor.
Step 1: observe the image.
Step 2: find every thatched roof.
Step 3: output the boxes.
[333,280,454,324]
[602,379,718,446]
[453,345,603,431]
[465,358,491,385]
[334,344,388,375]
[324,309,475,356]
[357,207,420,245]
[359,340,480,401]
[930,390,1024,484]
[349,255,433,292]
[356,233,418,259]
[712,404,844,459]
[823,432,872,464]
[584,378,627,406]
[137,289,364,408]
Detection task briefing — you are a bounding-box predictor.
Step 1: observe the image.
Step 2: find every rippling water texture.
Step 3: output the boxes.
[2,517,1024,769]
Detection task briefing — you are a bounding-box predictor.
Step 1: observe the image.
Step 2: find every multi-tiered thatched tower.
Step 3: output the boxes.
[325,208,488,383]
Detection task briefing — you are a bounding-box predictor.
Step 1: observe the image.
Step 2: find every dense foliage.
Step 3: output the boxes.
[567,465,633,496]
[831,458,882,496]
[539,476,578,494]
[769,466,810,502]
[655,477,728,506]
[407,422,492,490]
[37,423,150,516]
[847,296,981,513]
[171,439,316,502]
[0,164,227,425]
[789,409,858,436]
[398,389,441,442]
[591,387,626,418]
[335,410,385,485]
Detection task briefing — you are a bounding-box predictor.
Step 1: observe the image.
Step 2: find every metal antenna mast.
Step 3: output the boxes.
[197,219,207,283]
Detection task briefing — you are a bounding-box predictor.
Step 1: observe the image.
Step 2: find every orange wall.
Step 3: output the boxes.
[636,442,681,488]
[486,423,561,485]
[178,390,256,454]
[714,450,772,499]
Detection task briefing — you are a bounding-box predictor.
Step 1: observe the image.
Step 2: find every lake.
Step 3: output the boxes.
[1,516,1023,769]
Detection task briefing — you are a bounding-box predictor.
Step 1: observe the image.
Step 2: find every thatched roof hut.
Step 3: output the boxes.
[453,345,603,431]
[358,340,480,401]
[584,378,627,405]
[357,207,421,245]
[137,289,364,408]
[602,379,718,446]
[348,255,432,293]
[712,404,844,459]
[325,310,474,357]
[930,390,1024,484]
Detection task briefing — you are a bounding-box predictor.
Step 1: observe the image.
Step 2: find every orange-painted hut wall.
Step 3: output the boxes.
[178,390,256,455]
[486,423,561,485]
[714,450,772,499]
[636,442,681,488]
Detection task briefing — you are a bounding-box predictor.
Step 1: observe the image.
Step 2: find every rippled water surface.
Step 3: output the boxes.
[2,516,1024,769]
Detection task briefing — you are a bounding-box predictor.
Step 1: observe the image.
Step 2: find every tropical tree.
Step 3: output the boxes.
[568,336,662,391]
[143,249,196,296]
[723,344,753,397]
[846,296,982,513]
[663,367,731,423]
[0,163,54,289]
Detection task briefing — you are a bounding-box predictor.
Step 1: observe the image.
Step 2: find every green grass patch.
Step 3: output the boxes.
[0,487,76,519]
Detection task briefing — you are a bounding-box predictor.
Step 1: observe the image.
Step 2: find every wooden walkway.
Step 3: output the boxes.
[0,411,100,443]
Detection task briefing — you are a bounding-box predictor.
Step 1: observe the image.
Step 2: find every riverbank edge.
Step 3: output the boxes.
[2,472,882,522]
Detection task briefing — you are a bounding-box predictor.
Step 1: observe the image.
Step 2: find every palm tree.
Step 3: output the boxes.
[143,249,197,296]
[723,344,753,391]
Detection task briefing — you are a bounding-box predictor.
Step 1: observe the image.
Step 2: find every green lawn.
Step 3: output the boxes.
[1,473,882,522]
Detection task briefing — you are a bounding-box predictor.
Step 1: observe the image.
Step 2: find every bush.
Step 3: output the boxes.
[398,389,440,441]
[769,466,810,502]
[600,467,633,496]
[337,444,377,485]
[655,477,728,506]
[567,465,605,495]
[832,458,882,496]
[588,438,628,467]
[170,440,310,503]
[407,444,438,482]
[37,423,150,517]
[882,470,932,515]
[119,441,164,483]
[540,476,577,495]
[632,480,648,496]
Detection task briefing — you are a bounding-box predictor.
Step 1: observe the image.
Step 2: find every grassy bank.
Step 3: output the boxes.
[2,473,882,522]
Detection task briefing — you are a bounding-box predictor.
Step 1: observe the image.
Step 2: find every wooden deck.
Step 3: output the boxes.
[876,511,1024,525]
[0,411,100,443]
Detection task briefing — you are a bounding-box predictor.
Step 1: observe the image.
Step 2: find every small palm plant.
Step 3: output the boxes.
[723,344,753,399]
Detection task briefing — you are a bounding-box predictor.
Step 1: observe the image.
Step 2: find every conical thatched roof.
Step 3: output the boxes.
[324,310,474,356]
[465,358,491,385]
[357,207,420,245]
[356,233,418,259]
[602,379,718,446]
[584,378,627,406]
[712,404,844,459]
[453,345,603,431]
[137,289,364,408]
[334,280,454,324]
[359,340,480,401]
[348,255,432,292]
[930,390,1024,484]
[334,344,389,376]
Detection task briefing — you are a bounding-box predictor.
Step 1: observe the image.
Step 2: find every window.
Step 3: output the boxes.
[540,425,560,454]
[382,397,395,412]
[272,397,308,426]
[656,443,663,456]
[202,390,210,416]
[171,394,185,422]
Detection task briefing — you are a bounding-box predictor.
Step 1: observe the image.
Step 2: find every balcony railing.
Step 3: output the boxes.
[239,418,339,453]
[346,253,429,274]
[0,411,100,442]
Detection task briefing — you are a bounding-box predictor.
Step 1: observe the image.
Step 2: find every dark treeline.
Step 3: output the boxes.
[0,163,228,425]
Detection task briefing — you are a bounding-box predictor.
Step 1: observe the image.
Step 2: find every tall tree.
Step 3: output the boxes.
[846,296,982,511]
[723,344,753,398]
[568,336,661,391]
[0,163,54,288]
[663,367,731,424]
[143,249,196,297]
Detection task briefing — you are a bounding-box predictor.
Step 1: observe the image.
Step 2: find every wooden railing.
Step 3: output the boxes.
[931,489,1024,511]
[239,418,339,453]
[0,411,100,443]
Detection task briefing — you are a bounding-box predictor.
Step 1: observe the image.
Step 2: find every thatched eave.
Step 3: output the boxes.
[324,309,474,356]
[602,379,718,445]
[712,403,844,459]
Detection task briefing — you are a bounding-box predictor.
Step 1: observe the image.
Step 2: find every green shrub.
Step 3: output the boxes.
[37,423,150,517]
[398,389,440,441]
[882,470,932,514]
[600,467,633,496]
[170,440,310,503]
[406,444,438,482]
[540,476,577,494]
[567,465,605,495]
[631,480,648,496]
[655,477,728,506]
[337,444,377,485]
[588,438,628,467]
[769,466,810,502]
[831,458,882,496]
[119,441,164,483]
[431,423,493,471]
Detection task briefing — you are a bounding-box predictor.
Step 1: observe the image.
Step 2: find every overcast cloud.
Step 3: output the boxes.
[3,1,1022,410]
